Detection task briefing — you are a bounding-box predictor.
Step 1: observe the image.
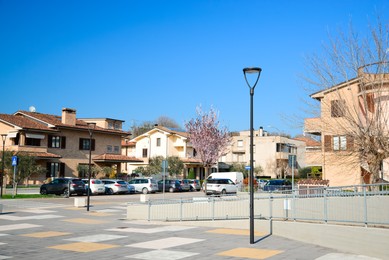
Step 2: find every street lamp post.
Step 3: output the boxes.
[86,123,96,211]
[1,134,6,199]
[243,67,262,244]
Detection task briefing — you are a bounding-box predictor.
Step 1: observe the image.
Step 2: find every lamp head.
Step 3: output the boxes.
[243,67,262,90]
[243,67,262,74]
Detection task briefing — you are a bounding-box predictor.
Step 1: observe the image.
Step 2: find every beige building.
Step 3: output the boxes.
[219,127,306,179]
[122,126,205,179]
[304,65,389,186]
[0,108,134,184]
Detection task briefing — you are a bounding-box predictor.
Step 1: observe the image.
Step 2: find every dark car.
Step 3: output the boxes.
[40,178,85,196]
[263,179,292,192]
[186,179,201,191]
[158,179,190,192]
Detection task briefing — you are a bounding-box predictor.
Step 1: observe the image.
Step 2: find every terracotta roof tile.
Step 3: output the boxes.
[93,154,143,162]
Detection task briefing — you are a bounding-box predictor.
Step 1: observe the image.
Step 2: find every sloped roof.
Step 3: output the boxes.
[294,136,321,147]
[0,111,129,136]
[93,154,143,163]
[132,125,188,142]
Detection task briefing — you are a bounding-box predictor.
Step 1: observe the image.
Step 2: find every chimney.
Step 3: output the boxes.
[62,108,76,125]
[259,126,263,137]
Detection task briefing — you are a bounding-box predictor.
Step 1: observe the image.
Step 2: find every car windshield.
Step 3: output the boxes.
[117,181,126,184]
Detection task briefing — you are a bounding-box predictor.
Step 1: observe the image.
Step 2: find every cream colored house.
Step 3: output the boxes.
[124,126,205,179]
[0,108,134,184]
[219,127,306,178]
[304,65,389,186]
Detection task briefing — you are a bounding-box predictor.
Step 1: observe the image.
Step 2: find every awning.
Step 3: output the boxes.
[25,133,45,139]
[7,132,18,138]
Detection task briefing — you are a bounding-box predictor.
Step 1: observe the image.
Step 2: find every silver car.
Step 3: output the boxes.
[101,179,129,194]
[205,178,237,195]
[128,178,158,194]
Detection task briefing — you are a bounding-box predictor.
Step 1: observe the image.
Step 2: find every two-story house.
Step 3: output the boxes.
[123,125,204,179]
[304,64,389,186]
[219,127,306,178]
[0,108,133,184]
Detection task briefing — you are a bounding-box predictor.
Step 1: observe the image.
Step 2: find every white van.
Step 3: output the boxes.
[206,172,244,189]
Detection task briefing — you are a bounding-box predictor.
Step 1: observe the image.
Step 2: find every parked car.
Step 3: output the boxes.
[125,181,136,194]
[40,178,85,196]
[101,179,129,194]
[186,179,201,191]
[127,178,158,194]
[263,179,292,192]
[257,179,269,189]
[158,179,190,192]
[82,178,106,195]
[205,178,237,195]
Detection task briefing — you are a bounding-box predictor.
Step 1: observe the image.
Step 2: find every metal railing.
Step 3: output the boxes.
[126,183,389,227]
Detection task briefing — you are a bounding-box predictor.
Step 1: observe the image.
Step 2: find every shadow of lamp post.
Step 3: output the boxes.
[243,67,262,244]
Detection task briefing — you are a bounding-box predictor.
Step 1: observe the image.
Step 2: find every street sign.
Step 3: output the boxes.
[12,156,18,166]
[245,166,250,170]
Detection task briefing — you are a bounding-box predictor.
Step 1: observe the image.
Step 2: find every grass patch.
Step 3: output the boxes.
[1,194,61,199]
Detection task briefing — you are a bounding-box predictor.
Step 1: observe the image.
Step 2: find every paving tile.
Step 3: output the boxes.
[0,223,41,232]
[217,247,283,259]
[206,228,265,236]
[126,249,199,260]
[0,255,12,259]
[21,231,71,238]
[0,214,63,221]
[83,212,113,217]
[48,242,119,252]
[127,237,204,250]
[61,218,107,224]
[64,234,127,243]
[107,225,195,234]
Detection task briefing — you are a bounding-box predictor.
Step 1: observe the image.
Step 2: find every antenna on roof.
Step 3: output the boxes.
[29,106,36,112]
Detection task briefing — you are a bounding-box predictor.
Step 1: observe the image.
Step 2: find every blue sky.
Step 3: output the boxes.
[0,0,388,136]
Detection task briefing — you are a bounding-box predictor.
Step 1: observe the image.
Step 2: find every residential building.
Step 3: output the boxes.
[304,64,389,186]
[219,127,306,179]
[123,125,205,179]
[0,108,134,185]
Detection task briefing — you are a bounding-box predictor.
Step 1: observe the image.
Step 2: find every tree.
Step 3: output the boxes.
[185,106,231,192]
[143,156,184,177]
[130,116,181,137]
[302,15,389,184]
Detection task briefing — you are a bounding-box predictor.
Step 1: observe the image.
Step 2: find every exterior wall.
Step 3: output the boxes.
[222,129,306,179]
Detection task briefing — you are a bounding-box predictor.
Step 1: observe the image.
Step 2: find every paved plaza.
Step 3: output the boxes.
[0,196,382,260]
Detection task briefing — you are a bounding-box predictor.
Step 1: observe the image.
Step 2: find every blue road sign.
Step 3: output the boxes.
[245,166,250,170]
[12,156,18,166]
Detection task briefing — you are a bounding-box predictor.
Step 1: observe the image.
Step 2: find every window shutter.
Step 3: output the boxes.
[46,162,51,178]
[366,93,375,113]
[347,136,354,151]
[79,139,83,150]
[324,135,332,152]
[91,139,95,151]
[48,135,52,148]
[60,163,65,177]
[61,137,66,149]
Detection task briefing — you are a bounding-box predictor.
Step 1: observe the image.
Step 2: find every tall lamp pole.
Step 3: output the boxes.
[243,67,262,244]
[86,123,96,211]
[1,134,6,199]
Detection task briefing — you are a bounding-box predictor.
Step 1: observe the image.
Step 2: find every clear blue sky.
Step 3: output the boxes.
[1,0,388,136]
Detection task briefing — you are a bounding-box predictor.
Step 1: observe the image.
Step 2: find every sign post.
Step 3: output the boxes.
[11,156,18,198]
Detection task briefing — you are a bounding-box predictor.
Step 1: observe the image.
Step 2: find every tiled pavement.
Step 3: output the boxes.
[0,198,382,260]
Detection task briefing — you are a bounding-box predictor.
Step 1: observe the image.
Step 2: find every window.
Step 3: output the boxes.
[331,100,345,117]
[333,136,347,151]
[114,146,119,153]
[142,148,148,158]
[46,162,65,178]
[48,135,66,149]
[108,121,113,129]
[107,145,112,153]
[79,138,95,151]
[366,93,375,113]
[237,140,243,147]
[156,138,161,147]
[25,138,41,146]
[114,122,121,130]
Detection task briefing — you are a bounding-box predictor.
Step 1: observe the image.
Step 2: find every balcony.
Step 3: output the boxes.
[304,118,322,135]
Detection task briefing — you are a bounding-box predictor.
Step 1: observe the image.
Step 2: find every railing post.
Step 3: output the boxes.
[180,197,183,222]
[212,196,215,221]
[324,187,328,223]
[363,185,368,227]
[148,199,151,221]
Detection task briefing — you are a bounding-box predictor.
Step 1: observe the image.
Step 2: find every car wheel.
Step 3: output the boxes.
[40,188,47,195]
[169,187,174,193]
[142,187,148,194]
[221,189,227,195]
[106,188,114,195]
[63,188,69,197]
